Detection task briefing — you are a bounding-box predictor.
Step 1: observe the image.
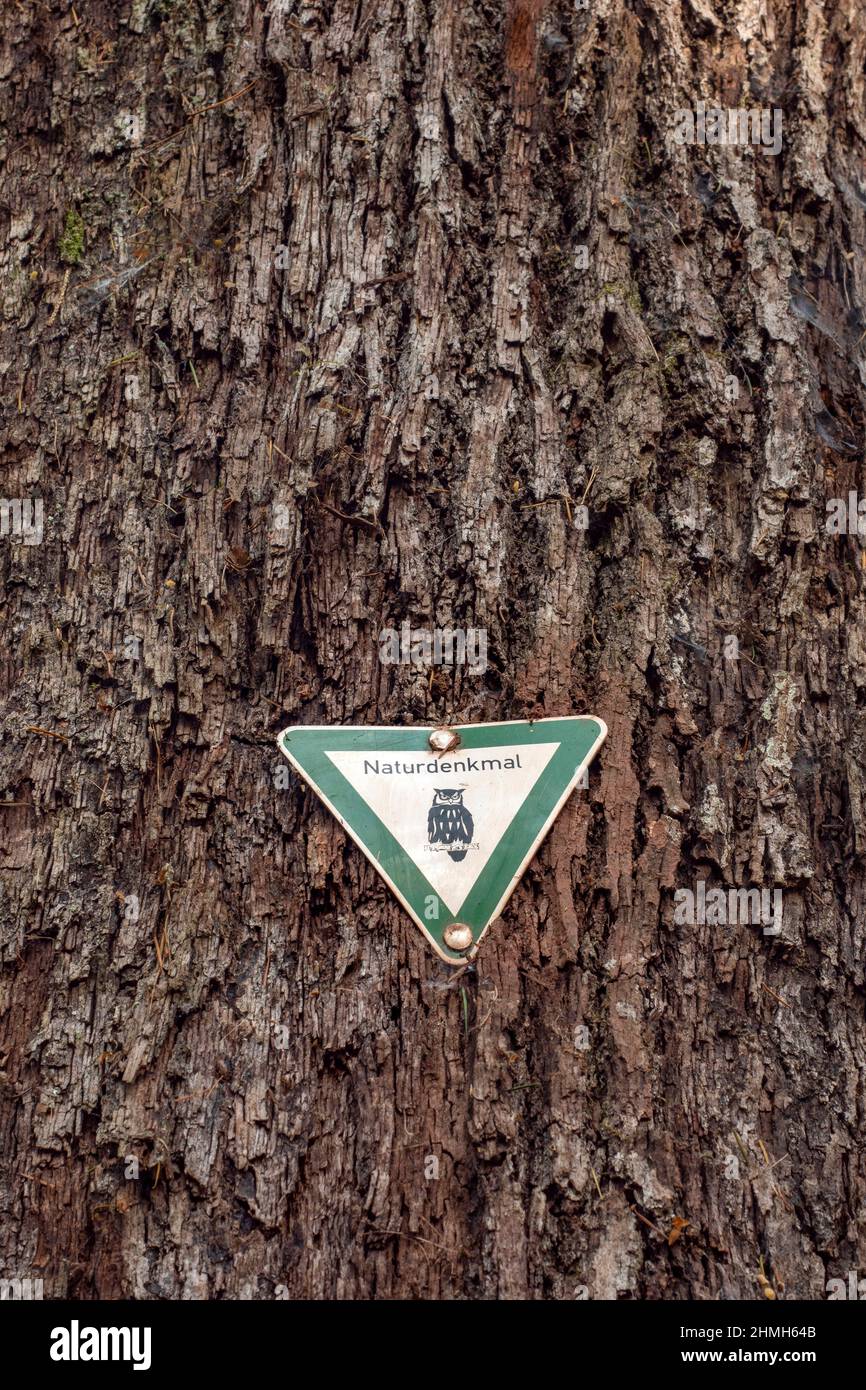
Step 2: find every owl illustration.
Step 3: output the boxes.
[427,789,474,862]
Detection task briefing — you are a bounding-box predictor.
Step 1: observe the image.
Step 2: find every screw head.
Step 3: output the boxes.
[443,923,474,952]
[429,726,461,754]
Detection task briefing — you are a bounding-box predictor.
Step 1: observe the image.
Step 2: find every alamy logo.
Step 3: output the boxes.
[50,1320,152,1372]
[674,882,783,936]
[0,497,43,545]
[826,1271,866,1299]
[826,492,866,537]
[671,102,783,156]
[427,789,474,861]
[378,623,487,675]
[0,1276,43,1299]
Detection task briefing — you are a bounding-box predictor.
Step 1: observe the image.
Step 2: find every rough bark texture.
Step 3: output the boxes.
[2,0,866,1301]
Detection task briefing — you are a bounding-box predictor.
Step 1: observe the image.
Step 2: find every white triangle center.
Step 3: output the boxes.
[325,743,560,915]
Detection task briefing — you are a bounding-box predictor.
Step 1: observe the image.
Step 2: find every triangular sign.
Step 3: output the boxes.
[277,717,607,964]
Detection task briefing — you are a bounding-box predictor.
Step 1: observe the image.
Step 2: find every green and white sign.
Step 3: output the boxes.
[277,717,607,963]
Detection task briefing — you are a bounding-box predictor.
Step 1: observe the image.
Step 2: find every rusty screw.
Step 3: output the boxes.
[429,726,461,755]
[443,923,474,952]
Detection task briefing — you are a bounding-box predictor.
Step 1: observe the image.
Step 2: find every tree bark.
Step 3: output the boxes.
[2,0,865,1301]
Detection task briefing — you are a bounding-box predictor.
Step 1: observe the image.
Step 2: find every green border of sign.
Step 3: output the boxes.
[278,717,607,963]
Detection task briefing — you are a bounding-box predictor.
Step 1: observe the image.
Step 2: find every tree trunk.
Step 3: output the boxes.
[2,0,865,1302]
